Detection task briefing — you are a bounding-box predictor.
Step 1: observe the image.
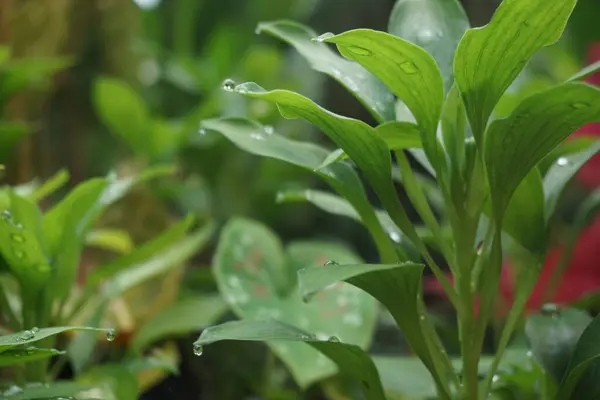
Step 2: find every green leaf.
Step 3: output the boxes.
[558,312,600,398]
[256,20,395,122]
[297,262,448,393]
[29,169,69,203]
[0,346,64,367]
[195,319,386,400]
[0,326,109,354]
[68,304,107,375]
[79,364,139,400]
[102,222,214,299]
[568,60,600,82]
[0,57,72,100]
[214,218,377,388]
[0,191,51,289]
[484,82,600,219]
[131,295,227,353]
[2,382,91,400]
[441,84,467,171]
[501,169,546,255]
[322,30,444,166]
[454,0,577,142]
[94,77,151,157]
[0,121,32,161]
[388,0,469,91]
[85,229,133,254]
[89,215,194,285]
[526,307,592,382]
[202,117,396,263]
[544,140,600,222]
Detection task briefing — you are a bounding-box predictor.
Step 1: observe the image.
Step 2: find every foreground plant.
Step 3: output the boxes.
[195,0,600,399]
[0,167,214,399]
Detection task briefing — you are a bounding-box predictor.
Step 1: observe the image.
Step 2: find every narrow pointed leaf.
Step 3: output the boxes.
[297,263,440,381]
[484,82,600,219]
[195,320,386,400]
[388,0,469,91]
[202,116,396,263]
[322,30,444,165]
[0,326,109,354]
[2,382,91,400]
[568,60,600,82]
[454,0,577,142]
[0,346,64,367]
[256,21,395,122]
[29,169,69,203]
[544,140,600,221]
[131,295,227,353]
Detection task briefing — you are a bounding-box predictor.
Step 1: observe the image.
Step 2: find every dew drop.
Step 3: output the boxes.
[105,329,116,342]
[263,125,274,135]
[328,336,340,343]
[312,32,335,42]
[193,343,204,356]
[1,210,12,221]
[526,350,533,358]
[250,133,265,141]
[222,78,236,92]
[323,260,339,266]
[199,128,207,136]
[571,102,588,110]
[556,157,569,167]
[10,234,25,243]
[492,374,500,383]
[31,327,39,333]
[18,330,35,341]
[13,249,25,259]
[476,241,484,255]
[419,315,426,321]
[541,303,561,317]
[399,61,419,74]
[345,45,372,56]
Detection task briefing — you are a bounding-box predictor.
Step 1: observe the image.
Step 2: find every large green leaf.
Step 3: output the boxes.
[322,30,444,166]
[388,0,469,92]
[202,117,396,263]
[0,191,51,289]
[0,346,64,367]
[229,84,416,258]
[214,218,377,388]
[131,295,227,353]
[195,320,386,400]
[454,0,577,142]
[256,21,395,122]
[0,326,109,354]
[526,307,592,383]
[297,262,451,396]
[558,313,600,398]
[484,82,600,219]
[2,382,91,400]
[544,139,600,222]
[102,222,214,299]
[94,77,151,157]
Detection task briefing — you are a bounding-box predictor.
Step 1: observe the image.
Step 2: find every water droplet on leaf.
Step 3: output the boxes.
[105,329,116,342]
[328,336,340,343]
[312,32,335,42]
[571,102,588,110]
[250,133,265,141]
[31,327,39,333]
[18,330,35,341]
[222,79,236,92]
[541,303,561,317]
[556,157,569,167]
[476,241,484,255]
[1,210,12,221]
[345,45,371,56]
[492,375,500,383]
[199,128,207,136]
[13,249,25,259]
[10,234,24,243]
[263,125,274,135]
[399,61,418,74]
[323,260,339,267]
[193,343,203,356]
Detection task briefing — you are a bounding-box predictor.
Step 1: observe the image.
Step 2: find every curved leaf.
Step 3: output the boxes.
[0,326,109,354]
[322,29,444,165]
[2,382,91,400]
[256,20,395,122]
[388,0,469,91]
[0,346,64,367]
[484,82,600,219]
[195,319,386,400]
[454,0,577,141]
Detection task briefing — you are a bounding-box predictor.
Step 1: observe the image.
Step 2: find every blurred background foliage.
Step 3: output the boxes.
[1,0,600,398]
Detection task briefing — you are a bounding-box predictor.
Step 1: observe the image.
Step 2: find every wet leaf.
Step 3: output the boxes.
[0,326,109,354]
[195,319,385,400]
[2,382,91,400]
[214,218,376,388]
[454,0,576,142]
[256,21,395,122]
[0,346,64,367]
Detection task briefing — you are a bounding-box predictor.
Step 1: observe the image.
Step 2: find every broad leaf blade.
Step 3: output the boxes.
[131,295,227,353]
[195,320,386,400]
[323,30,444,166]
[256,21,395,122]
[388,0,469,91]
[454,0,577,142]
[484,82,600,219]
